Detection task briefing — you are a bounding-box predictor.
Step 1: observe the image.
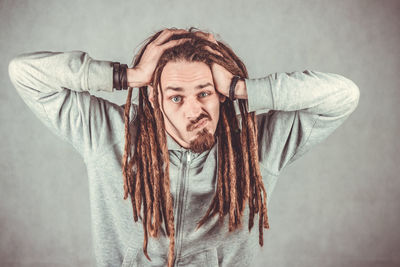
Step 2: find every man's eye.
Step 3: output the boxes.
[199,92,209,98]
[171,96,182,103]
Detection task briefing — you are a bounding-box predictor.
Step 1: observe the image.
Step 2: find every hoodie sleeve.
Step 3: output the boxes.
[8,51,135,157]
[244,70,360,175]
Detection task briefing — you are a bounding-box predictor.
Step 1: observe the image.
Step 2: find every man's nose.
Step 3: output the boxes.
[184,98,202,119]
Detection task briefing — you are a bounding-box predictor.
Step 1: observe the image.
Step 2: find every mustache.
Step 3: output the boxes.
[187,113,210,131]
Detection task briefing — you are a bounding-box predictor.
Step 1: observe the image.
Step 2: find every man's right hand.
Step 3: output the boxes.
[127,28,189,88]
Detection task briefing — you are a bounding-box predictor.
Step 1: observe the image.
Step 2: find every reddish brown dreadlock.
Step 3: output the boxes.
[121,27,270,267]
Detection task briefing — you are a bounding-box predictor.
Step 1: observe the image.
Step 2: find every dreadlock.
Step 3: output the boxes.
[121,27,270,267]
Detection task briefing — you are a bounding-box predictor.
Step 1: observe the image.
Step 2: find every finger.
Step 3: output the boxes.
[160,38,191,50]
[205,33,218,44]
[204,45,223,57]
[194,32,218,45]
[208,34,218,44]
[154,28,188,46]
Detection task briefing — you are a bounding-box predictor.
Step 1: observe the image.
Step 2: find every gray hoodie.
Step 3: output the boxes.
[8,51,360,267]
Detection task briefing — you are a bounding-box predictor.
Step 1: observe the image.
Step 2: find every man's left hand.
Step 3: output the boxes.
[193,31,247,100]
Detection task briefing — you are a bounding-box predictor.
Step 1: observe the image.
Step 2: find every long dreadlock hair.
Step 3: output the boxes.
[121,27,269,267]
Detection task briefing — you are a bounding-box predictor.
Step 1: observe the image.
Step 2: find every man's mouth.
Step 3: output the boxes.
[188,114,210,131]
[193,118,208,130]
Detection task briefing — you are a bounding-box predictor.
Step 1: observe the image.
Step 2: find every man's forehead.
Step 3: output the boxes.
[164,82,213,92]
[160,61,214,91]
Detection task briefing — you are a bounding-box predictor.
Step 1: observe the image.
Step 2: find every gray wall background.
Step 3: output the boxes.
[1,0,399,266]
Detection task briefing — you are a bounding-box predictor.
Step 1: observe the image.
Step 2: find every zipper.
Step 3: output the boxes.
[173,150,191,266]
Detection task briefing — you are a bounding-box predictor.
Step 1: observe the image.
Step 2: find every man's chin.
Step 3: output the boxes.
[189,128,215,153]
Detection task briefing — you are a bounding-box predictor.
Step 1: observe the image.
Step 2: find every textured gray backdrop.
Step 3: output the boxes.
[1,0,399,266]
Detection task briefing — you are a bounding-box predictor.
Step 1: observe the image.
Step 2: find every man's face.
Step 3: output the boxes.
[151,60,224,152]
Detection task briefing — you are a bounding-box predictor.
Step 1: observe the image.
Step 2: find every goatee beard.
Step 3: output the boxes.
[189,128,215,153]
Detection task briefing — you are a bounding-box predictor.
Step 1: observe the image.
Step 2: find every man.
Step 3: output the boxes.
[8,28,360,267]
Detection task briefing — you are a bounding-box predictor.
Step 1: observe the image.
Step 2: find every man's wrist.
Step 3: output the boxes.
[127,68,148,88]
[235,80,248,99]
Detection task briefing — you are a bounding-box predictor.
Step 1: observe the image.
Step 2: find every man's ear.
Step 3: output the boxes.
[148,85,155,109]
[219,93,226,103]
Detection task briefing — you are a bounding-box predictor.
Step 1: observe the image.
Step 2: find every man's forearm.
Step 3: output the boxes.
[9,51,114,95]
[244,70,360,117]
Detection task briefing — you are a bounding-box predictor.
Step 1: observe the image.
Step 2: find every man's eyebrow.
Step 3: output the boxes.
[165,82,214,92]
